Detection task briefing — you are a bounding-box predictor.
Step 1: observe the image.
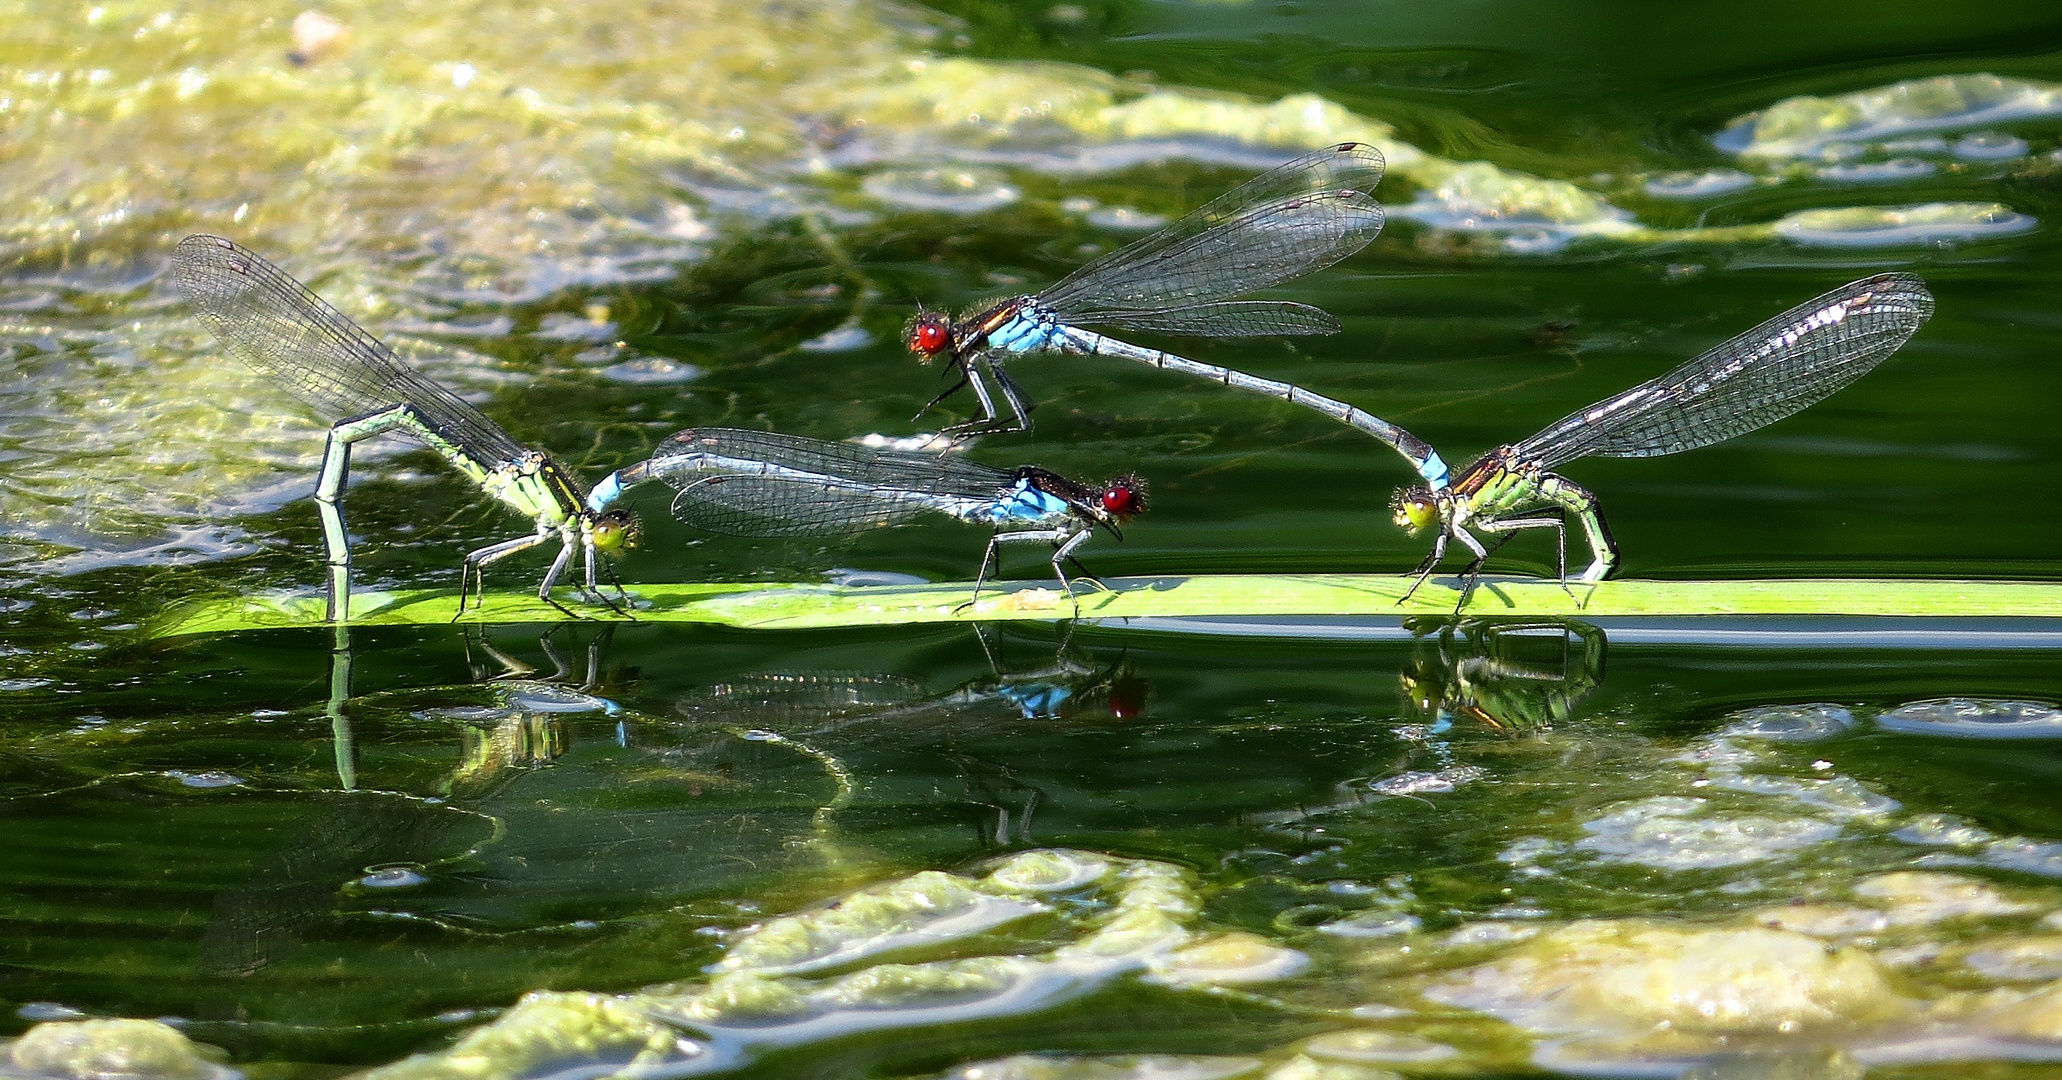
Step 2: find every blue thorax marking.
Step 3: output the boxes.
[1418,451,1451,490]
[987,309,1062,353]
[975,478,1070,525]
[998,683,1072,719]
[585,471,627,514]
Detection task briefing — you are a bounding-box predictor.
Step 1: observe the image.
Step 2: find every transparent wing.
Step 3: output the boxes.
[1036,143,1385,330]
[643,428,1015,497]
[1513,273,1934,470]
[669,474,934,537]
[639,428,1018,536]
[676,672,929,726]
[1102,300,1341,337]
[169,235,526,462]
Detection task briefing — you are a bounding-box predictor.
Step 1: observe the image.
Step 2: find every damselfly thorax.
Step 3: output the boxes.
[464,450,584,526]
[964,298,1041,354]
[1442,448,1545,527]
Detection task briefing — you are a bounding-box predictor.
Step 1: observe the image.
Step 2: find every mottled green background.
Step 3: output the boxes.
[2,0,2060,1075]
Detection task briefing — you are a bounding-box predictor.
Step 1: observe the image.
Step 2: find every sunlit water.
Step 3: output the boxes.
[2,0,2061,1076]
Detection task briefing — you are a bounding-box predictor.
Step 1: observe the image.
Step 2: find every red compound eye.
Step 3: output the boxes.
[908,316,952,356]
[1102,485,1139,516]
[1105,676,1149,720]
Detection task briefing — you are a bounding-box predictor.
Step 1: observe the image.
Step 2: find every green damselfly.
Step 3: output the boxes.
[172,236,638,620]
[1391,272,1935,603]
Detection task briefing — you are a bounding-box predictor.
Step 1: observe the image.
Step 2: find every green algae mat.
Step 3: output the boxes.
[150,575,2062,635]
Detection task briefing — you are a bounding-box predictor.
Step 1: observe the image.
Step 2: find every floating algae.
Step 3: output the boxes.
[1771,201,2036,246]
[1717,74,2062,160]
[355,851,1235,1080]
[3,1019,234,1080]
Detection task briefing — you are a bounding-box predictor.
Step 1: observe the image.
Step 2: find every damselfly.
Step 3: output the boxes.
[906,143,1419,454]
[171,235,639,621]
[1390,273,1935,602]
[585,429,1145,610]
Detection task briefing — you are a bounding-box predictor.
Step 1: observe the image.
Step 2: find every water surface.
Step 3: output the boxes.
[2,0,2061,1076]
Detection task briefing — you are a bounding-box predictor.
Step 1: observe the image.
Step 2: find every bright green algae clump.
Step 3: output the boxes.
[353,851,1283,1080]
[5,1019,229,1080]
[1722,73,2062,159]
[0,0,903,275]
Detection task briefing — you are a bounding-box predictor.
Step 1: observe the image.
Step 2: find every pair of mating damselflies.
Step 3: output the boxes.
[175,142,1932,620]
[900,142,1930,602]
[172,236,1138,620]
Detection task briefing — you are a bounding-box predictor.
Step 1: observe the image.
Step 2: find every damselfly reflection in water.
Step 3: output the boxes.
[675,626,1146,730]
[1400,619,1605,739]
[1258,621,1607,827]
[171,236,641,620]
[206,623,626,978]
[673,626,1146,846]
[322,624,630,791]
[586,429,1146,612]
[1390,273,1934,605]
[905,144,1409,447]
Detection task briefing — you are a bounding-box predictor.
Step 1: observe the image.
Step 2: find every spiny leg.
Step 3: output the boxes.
[958,529,1075,613]
[1444,527,1493,613]
[1064,553,1107,592]
[1399,528,1451,604]
[589,543,634,612]
[917,364,974,423]
[1474,508,1579,602]
[567,531,631,618]
[959,532,1006,614]
[943,354,1030,436]
[1451,513,1558,610]
[940,356,1003,435]
[992,365,1037,431]
[1048,527,1102,617]
[460,529,553,619]
[533,530,583,618]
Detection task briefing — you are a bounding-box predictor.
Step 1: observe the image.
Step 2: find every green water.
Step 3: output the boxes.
[4,0,2062,1076]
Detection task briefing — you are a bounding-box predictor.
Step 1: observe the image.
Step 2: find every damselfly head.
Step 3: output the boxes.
[591,509,642,554]
[1391,486,1439,534]
[1098,475,1148,520]
[1398,662,1442,714]
[905,309,955,361]
[1104,673,1151,720]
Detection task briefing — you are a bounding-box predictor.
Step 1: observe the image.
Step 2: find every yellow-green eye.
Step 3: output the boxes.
[1391,490,1439,532]
[591,510,641,553]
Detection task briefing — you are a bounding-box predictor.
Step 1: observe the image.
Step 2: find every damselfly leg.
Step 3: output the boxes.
[460,528,560,618]
[1460,511,1569,612]
[961,528,1091,616]
[316,403,457,622]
